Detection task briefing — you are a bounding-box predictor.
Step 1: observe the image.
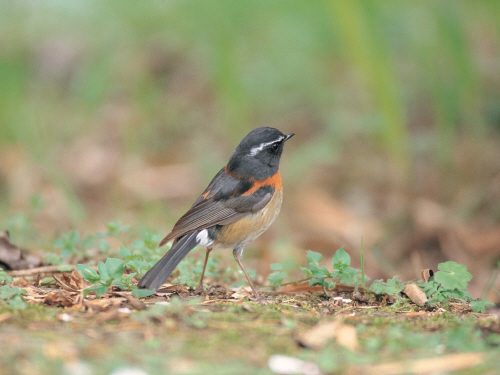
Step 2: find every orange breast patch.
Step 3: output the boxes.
[242,172,282,196]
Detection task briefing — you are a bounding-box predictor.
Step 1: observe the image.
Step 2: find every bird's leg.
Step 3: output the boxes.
[195,247,212,293]
[233,247,260,298]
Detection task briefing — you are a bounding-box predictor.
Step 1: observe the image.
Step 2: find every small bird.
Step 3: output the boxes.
[137,127,294,297]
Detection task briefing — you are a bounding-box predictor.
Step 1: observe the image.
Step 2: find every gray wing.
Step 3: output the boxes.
[159,170,273,246]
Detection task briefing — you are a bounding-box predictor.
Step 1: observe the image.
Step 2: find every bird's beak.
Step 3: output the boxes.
[284,133,295,141]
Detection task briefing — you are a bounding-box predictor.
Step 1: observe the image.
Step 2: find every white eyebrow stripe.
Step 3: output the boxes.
[249,136,284,156]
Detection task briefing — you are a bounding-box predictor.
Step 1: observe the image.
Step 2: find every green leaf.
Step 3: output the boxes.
[326,280,336,290]
[44,252,64,266]
[300,266,312,277]
[119,247,132,258]
[470,299,494,313]
[41,277,55,285]
[132,288,156,299]
[105,258,125,281]
[76,264,100,284]
[0,270,13,284]
[0,285,26,299]
[309,264,330,278]
[81,235,95,249]
[57,265,73,272]
[369,277,403,296]
[106,220,130,235]
[132,240,145,249]
[309,277,325,287]
[270,263,283,271]
[85,284,109,298]
[332,247,350,268]
[369,280,387,294]
[267,271,287,287]
[434,261,472,291]
[306,250,323,264]
[97,261,110,284]
[99,240,111,252]
[8,295,26,310]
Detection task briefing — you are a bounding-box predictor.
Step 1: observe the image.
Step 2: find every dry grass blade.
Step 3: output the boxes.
[53,275,80,292]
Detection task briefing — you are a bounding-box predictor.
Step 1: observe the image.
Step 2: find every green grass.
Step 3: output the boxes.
[1,299,499,375]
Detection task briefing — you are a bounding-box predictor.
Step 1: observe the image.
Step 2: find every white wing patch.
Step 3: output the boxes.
[249,136,284,156]
[196,229,214,247]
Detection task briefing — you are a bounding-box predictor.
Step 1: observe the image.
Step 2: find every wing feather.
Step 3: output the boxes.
[160,170,274,246]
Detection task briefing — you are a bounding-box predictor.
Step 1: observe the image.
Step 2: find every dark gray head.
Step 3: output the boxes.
[226,127,294,180]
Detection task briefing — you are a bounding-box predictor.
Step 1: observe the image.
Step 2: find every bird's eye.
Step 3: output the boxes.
[271,143,279,152]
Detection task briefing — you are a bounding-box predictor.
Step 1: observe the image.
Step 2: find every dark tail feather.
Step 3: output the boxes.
[137,232,199,290]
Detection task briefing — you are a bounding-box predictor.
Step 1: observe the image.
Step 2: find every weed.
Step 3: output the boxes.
[118,247,155,279]
[0,269,26,310]
[105,220,131,240]
[76,258,154,299]
[300,248,365,294]
[369,276,404,296]
[267,263,288,288]
[418,261,494,313]
[0,269,12,285]
[0,285,27,310]
[267,249,493,313]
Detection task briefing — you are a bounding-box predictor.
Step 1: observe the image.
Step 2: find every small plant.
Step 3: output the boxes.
[267,263,288,288]
[53,230,94,260]
[369,276,404,296]
[0,269,27,310]
[418,261,494,313]
[119,247,156,279]
[0,269,12,285]
[300,248,365,294]
[105,220,131,239]
[45,221,133,266]
[76,258,154,299]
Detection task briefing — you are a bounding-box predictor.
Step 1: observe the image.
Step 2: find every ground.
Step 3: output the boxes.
[1,271,499,375]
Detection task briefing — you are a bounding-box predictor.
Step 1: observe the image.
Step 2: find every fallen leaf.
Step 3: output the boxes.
[403,284,428,306]
[0,230,43,270]
[43,290,77,308]
[420,269,434,283]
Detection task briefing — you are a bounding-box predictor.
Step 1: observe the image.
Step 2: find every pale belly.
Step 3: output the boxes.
[214,188,283,251]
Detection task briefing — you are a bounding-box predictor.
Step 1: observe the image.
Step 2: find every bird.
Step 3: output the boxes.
[137,127,294,298]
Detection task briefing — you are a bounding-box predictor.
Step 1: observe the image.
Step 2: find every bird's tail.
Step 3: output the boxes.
[137,232,199,290]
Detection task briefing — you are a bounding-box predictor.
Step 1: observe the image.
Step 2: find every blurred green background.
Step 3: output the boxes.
[1,1,499,299]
